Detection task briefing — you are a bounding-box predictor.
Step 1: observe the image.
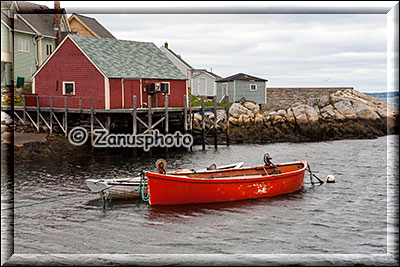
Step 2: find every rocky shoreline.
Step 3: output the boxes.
[2,89,399,162]
[193,89,399,143]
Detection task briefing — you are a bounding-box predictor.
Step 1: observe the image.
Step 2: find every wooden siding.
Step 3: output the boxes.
[192,72,216,96]
[217,80,266,104]
[34,37,106,109]
[69,17,98,37]
[13,32,36,83]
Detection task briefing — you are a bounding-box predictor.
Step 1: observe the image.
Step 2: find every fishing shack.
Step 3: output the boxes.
[31,34,188,109]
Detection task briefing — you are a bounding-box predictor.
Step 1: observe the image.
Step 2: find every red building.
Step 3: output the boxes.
[31,34,188,109]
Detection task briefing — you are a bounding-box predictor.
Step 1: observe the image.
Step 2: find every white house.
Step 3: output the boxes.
[191,69,221,97]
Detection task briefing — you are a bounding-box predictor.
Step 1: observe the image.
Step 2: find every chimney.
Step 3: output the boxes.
[54,1,62,46]
[164,42,168,49]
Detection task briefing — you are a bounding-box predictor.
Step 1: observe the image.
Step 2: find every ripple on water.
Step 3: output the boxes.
[7,135,397,256]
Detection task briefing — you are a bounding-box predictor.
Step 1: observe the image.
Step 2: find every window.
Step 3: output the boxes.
[250,83,257,92]
[63,82,75,95]
[160,82,170,95]
[46,43,53,56]
[18,39,29,52]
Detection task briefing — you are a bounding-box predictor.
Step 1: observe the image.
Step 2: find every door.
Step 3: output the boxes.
[199,77,207,96]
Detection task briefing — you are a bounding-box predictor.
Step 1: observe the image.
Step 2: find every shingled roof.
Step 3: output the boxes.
[70,13,115,39]
[216,73,268,82]
[68,35,187,80]
[1,1,66,38]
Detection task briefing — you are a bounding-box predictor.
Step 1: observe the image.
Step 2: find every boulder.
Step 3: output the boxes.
[351,100,382,121]
[334,100,357,120]
[229,103,249,118]
[243,101,260,111]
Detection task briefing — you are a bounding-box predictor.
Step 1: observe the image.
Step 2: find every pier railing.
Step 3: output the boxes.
[5,94,230,150]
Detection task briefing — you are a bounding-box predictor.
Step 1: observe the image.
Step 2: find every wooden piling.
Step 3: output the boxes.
[148,95,152,132]
[201,96,205,151]
[225,96,230,146]
[184,95,187,132]
[49,96,53,135]
[36,95,40,132]
[64,96,68,137]
[90,98,94,149]
[132,96,137,157]
[165,95,169,154]
[213,96,218,149]
[132,96,137,135]
[22,95,26,124]
[148,95,152,155]
[189,95,193,152]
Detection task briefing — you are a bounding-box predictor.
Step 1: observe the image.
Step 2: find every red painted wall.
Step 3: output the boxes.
[123,79,141,108]
[34,38,105,109]
[33,37,187,109]
[141,79,186,107]
[109,78,122,109]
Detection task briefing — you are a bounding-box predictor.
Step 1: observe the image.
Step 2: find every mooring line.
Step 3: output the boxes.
[1,192,89,210]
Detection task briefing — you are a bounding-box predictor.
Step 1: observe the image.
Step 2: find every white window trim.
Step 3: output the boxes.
[18,39,29,52]
[46,43,53,56]
[250,83,257,92]
[62,81,75,95]
[161,82,170,95]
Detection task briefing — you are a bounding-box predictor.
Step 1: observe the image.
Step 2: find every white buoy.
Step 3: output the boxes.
[326,175,336,183]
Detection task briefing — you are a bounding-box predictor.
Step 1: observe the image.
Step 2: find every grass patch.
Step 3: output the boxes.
[190,95,231,108]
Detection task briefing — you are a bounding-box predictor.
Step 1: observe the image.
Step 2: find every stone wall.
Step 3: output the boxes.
[263,87,353,111]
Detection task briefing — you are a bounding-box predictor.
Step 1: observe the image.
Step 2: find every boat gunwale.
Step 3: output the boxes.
[145,161,307,185]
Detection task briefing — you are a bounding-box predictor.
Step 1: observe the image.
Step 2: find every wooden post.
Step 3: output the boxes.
[132,96,137,135]
[225,95,230,146]
[64,96,68,137]
[49,96,53,135]
[183,95,187,132]
[22,95,26,124]
[165,95,169,154]
[132,96,137,157]
[201,96,205,151]
[147,95,152,155]
[189,95,193,152]
[165,95,169,134]
[147,95,152,133]
[90,98,94,149]
[213,96,218,149]
[36,95,40,132]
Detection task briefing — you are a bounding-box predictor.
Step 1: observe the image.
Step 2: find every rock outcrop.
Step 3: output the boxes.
[192,89,399,143]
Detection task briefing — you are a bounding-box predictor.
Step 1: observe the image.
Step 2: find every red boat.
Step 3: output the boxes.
[145,161,308,205]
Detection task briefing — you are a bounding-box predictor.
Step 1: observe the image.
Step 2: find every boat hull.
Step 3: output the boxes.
[146,161,307,205]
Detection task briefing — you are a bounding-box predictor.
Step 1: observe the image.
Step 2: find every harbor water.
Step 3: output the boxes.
[2,135,399,263]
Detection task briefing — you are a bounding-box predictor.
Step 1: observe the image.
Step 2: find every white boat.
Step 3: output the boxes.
[85,162,245,199]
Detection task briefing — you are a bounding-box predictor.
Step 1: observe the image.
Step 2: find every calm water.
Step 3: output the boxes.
[3,135,399,259]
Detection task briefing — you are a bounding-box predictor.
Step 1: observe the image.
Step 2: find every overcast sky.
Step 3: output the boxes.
[31,2,398,93]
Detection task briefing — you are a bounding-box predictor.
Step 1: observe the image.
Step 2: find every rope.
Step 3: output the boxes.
[140,171,150,202]
[307,164,324,185]
[1,192,88,210]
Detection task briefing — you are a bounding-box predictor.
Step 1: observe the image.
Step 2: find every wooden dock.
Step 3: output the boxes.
[3,95,230,151]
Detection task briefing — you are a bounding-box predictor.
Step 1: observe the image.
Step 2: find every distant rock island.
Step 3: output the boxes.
[364,91,399,98]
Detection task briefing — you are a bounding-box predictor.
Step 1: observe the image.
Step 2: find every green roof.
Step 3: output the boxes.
[70,35,187,80]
